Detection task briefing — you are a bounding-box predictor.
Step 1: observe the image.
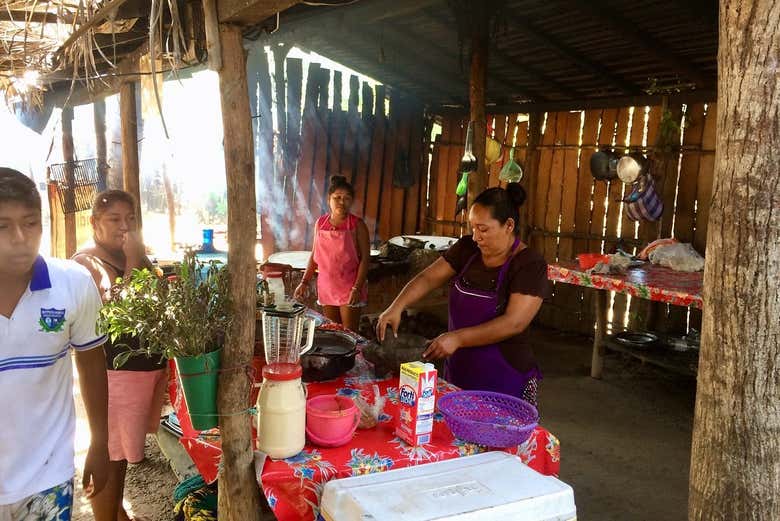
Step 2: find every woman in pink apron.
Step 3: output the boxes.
[376,184,549,405]
[295,176,370,332]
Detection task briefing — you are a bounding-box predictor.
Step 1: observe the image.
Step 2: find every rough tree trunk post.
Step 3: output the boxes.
[120,81,142,226]
[61,106,77,258]
[466,2,489,211]
[216,23,262,521]
[688,2,780,519]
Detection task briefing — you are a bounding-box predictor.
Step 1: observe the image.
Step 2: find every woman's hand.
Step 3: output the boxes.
[348,287,361,305]
[122,231,146,264]
[376,305,403,342]
[422,332,461,360]
[293,282,308,301]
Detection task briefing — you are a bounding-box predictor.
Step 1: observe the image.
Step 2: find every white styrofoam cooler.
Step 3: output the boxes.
[320,452,576,521]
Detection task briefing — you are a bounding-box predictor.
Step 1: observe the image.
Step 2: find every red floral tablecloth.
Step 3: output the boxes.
[548,261,703,308]
[169,357,560,521]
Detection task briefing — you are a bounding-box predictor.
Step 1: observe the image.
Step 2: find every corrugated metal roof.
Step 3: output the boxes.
[264,0,717,109]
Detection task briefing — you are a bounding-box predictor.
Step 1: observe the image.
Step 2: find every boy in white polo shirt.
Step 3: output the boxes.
[0,168,110,521]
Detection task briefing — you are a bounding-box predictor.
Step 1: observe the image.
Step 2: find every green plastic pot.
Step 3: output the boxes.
[175,349,221,430]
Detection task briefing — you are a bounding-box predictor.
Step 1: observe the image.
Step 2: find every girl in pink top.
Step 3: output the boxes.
[294,176,370,331]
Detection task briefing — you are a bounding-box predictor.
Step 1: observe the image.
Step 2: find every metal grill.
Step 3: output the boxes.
[47,158,105,214]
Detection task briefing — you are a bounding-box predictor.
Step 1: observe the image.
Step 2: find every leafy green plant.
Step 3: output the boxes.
[99,251,232,368]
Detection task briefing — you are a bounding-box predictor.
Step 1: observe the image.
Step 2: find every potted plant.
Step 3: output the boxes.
[100,251,231,430]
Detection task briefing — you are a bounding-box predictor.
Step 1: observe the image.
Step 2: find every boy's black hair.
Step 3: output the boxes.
[0,167,41,212]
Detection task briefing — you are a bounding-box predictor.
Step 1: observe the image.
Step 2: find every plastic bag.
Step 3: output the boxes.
[499,147,524,182]
[589,252,633,274]
[648,243,704,272]
[352,384,386,430]
[638,238,678,260]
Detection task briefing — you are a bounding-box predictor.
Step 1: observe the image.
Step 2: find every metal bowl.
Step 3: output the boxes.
[612,331,659,348]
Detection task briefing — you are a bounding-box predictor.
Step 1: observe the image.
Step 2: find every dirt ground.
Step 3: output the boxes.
[72,373,176,521]
[72,327,695,520]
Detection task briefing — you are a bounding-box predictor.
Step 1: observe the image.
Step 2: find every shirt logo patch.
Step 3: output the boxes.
[39,308,67,333]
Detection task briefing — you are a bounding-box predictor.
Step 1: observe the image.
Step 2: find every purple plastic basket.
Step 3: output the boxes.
[438,391,539,448]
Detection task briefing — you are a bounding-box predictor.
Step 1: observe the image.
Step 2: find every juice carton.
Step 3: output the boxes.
[395,361,437,446]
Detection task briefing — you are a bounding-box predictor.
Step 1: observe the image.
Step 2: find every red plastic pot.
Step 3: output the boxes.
[577,253,609,270]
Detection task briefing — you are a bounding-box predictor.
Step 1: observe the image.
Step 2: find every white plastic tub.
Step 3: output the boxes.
[320,452,576,521]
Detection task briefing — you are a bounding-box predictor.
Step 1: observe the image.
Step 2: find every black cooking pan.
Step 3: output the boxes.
[301,330,357,382]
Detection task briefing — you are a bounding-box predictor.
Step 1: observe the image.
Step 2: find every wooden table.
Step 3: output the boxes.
[548,261,703,378]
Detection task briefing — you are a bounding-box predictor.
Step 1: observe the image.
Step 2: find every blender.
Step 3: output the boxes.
[256,302,316,459]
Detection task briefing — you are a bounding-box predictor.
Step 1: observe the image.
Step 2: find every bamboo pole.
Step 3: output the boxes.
[216,23,262,521]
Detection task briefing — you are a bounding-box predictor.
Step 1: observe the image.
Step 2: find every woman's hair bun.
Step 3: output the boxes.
[330,175,349,186]
[506,182,527,208]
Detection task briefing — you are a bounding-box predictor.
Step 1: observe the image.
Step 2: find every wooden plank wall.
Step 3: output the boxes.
[428,103,717,336]
[252,52,431,252]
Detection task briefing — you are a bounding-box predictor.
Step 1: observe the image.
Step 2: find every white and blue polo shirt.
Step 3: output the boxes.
[0,256,106,504]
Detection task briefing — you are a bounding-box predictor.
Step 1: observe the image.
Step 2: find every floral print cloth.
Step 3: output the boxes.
[0,480,73,521]
[170,352,561,521]
[548,261,703,308]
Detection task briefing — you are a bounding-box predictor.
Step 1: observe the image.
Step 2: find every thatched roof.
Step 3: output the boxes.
[0,0,182,106]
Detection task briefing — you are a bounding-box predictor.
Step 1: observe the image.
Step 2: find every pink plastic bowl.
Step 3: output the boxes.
[306,394,359,446]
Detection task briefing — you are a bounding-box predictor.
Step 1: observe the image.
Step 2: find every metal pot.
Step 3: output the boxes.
[301,330,357,382]
[590,150,620,181]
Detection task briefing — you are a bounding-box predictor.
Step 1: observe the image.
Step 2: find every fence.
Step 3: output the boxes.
[248,49,432,253]
[427,103,717,335]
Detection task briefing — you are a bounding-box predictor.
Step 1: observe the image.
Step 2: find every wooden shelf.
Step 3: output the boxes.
[604,338,699,377]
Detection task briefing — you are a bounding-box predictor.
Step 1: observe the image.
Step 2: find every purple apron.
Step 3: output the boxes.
[445,238,542,398]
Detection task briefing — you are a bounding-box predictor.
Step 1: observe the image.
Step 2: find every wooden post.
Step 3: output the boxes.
[120,81,142,225]
[93,98,108,191]
[689,1,780,518]
[523,111,543,242]
[466,2,489,210]
[202,0,222,72]
[216,23,262,521]
[61,106,77,258]
[590,290,608,379]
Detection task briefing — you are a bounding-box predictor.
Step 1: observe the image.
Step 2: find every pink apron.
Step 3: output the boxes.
[313,214,367,306]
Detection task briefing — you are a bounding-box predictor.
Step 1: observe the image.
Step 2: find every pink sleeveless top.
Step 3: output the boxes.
[313,214,367,306]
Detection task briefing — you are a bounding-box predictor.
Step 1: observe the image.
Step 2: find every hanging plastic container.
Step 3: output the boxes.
[460,122,477,172]
[455,172,469,196]
[499,147,524,182]
[455,122,477,198]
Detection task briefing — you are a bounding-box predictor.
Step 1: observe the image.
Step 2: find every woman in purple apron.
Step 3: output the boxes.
[377,184,549,405]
